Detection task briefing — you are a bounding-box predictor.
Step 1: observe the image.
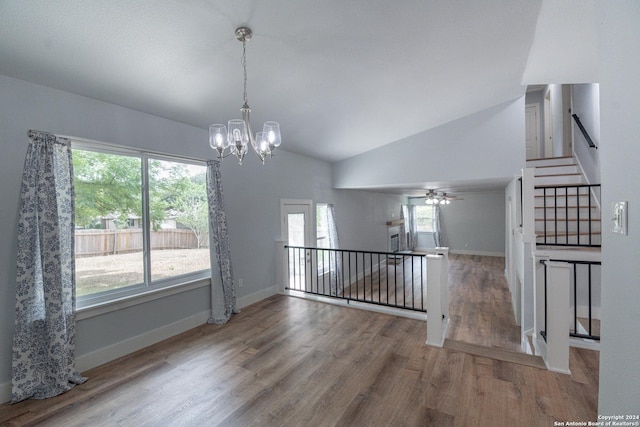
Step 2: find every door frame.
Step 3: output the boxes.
[280,199,314,291]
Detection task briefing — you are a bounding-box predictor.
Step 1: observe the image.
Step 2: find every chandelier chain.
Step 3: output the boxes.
[242,39,248,105]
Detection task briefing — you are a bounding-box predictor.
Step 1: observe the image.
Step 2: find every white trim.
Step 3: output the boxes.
[237,286,278,309]
[521,328,534,354]
[76,309,210,373]
[280,198,313,240]
[569,337,600,351]
[448,249,505,257]
[77,278,210,320]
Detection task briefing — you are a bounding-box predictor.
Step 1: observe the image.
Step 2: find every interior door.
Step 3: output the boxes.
[525,104,540,160]
[281,200,313,291]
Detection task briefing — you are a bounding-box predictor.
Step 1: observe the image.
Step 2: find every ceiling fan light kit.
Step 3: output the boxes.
[209,27,281,165]
[424,190,458,205]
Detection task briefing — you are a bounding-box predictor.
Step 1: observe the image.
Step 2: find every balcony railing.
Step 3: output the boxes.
[285,246,427,312]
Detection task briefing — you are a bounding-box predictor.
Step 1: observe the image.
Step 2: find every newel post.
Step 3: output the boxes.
[545,260,571,374]
[426,251,450,347]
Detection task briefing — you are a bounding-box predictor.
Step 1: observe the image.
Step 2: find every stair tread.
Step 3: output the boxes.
[535,206,598,209]
[535,172,583,178]
[533,163,578,168]
[534,184,594,188]
[533,193,593,199]
[527,155,574,161]
[537,231,602,237]
[535,218,601,221]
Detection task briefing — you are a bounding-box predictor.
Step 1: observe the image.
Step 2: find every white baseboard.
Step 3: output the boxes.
[237,286,277,309]
[448,249,505,257]
[76,309,210,373]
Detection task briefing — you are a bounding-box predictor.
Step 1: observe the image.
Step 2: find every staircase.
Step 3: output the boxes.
[527,156,602,247]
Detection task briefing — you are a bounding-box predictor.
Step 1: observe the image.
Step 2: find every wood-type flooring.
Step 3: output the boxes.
[0,255,599,426]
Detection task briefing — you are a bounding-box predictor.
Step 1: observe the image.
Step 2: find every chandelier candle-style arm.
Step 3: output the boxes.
[209,26,282,165]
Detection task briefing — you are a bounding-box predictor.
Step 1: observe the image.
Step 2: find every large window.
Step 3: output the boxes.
[73,145,210,306]
[415,205,435,232]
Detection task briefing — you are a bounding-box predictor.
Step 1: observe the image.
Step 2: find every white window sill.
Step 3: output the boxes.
[76,277,211,320]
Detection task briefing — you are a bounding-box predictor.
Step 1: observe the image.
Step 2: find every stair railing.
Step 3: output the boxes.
[572,114,598,149]
[535,184,601,247]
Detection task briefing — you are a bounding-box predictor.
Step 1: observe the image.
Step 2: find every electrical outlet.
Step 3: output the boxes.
[238,278,244,288]
[612,201,628,235]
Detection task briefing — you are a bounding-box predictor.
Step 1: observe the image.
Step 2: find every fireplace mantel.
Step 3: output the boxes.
[386,219,405,227]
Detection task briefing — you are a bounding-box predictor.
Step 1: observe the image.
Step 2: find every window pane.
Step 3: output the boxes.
[416,205,434,232]
[148,159,210,282]
[73,150,144,296]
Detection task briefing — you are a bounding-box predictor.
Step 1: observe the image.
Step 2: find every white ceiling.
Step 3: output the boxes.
[0,1,597,194]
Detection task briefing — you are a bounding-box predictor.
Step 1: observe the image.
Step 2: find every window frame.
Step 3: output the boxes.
[71,139,212,310]
[415,204,435,233]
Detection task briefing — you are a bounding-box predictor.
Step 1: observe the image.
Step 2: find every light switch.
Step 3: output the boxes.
[612,201,628,235]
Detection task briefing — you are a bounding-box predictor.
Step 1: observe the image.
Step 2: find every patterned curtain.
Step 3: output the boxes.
[399,206,407,251]
[407,204,418,251]
[205,160,237,324]
[327,204,342,295]
[433,204,442,247]
[12,131,86,403]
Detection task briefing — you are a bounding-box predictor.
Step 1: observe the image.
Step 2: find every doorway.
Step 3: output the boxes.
[525,104,541,159]
[281,200,313,291]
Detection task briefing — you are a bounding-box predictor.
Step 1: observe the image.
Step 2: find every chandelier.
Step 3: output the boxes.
[209,27,281,164]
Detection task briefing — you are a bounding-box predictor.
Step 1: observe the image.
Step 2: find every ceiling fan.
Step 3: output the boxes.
[423,190,462,205]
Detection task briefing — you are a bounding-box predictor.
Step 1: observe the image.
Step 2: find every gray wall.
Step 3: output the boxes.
[572,83,601,184]
[597,0,640,414]
[439,191,506,255]
[0,75,404,399]
[333,190,406,252]
[332,98,525,189]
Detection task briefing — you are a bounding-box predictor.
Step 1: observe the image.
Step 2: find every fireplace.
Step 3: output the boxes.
[390,233,399,253]
[386,219,404,253]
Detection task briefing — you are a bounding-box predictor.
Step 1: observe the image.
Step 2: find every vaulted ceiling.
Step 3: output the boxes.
[0,1,597,164]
